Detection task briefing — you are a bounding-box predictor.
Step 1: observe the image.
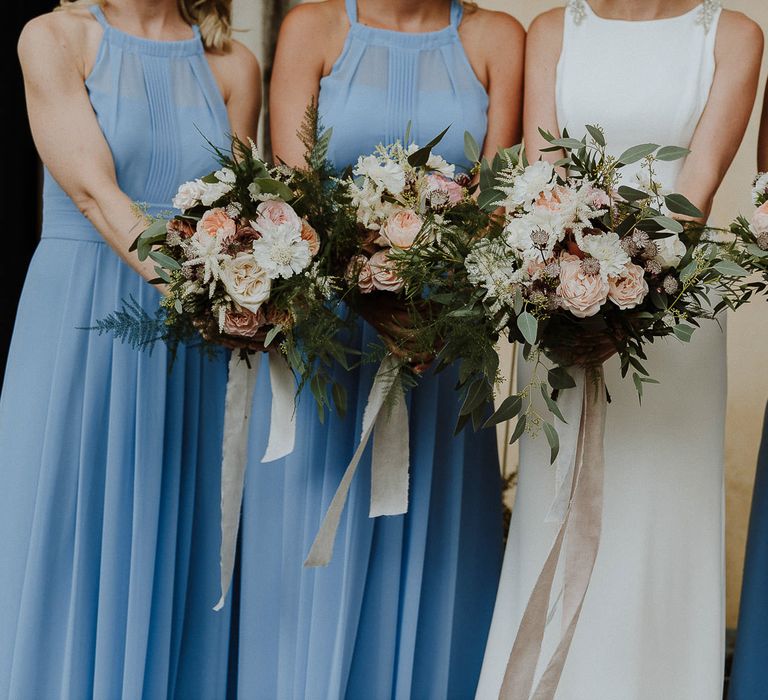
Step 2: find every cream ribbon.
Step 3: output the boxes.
[305,354,409,567]
[214,350,297,611]
[500,364,606,700]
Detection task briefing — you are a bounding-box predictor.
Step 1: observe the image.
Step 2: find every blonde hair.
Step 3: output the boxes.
[57,0,232,51]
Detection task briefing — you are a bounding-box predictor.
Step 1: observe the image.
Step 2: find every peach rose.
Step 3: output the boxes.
[535,185,572,211]
[346,254,375,294]
[751,201,768,235]
[369,250,404,292]
[556,253,609,318]
[608,262,649,310]
[197,208,236,239]
[254,200,301,233]
[301,219,321,256]
[382,208,423,249]
[426,173,465,205]
[223,307,265,338]
[586,186,612,209]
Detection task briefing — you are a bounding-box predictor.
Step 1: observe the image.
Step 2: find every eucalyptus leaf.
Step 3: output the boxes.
[509,414,527,445]
[254,178,294,202]
[548,366,576,389]
[264,325,282,347]
[617,143,659,165]
[543,421,560,463]
[672,324,695,342]
[464,131,481,164]
[617,186,650,202]
[656,146,691,162]
[585,124,606,147]
[714,260,749,278]
[541,385,567,423]
[664,193,703,219]
[148,250,181,270]
[550,137,586,150]
[483,394,523,429]
[517,311,538,345]
[651,216,684,233]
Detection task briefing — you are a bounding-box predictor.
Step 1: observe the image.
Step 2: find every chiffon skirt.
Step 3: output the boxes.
[233,322,504,699]
[729,404,768,700]
[0,236,233,699]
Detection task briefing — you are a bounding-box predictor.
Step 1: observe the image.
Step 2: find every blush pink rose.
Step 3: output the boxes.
[382,208,423,249]
[198,208,236,239]
[586,186,612,209]
[223,307,265,337]
[369,250,404,292]
[346,254,375,293]
[426,173,465,205]
[301,219,321,256]
[608,262,649,310]
[254,200,302,233]
[751,201,768,235]
[556,253,609,318]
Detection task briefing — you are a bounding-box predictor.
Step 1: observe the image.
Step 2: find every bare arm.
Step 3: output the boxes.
[758,80,768,172]
[207,39,262,142]
[675,11,763,217]
[19,15,262,286]
[18,14,159,282]
[522,9,564,163]
[269,2,346,168]
[461,10,526,159]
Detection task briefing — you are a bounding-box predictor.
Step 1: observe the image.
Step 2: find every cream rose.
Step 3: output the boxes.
[219,253,271,314]
[300,219,321,256]
[382,208,424,249]
[172,179,206,212]
[197,208,236,240]
[751,201,768,235]
[556,253,609,318]
[608,262,649,310]
[654,234,687,270]
[222,307,265,338]
[254,200,302,234]
[369,250,404,292]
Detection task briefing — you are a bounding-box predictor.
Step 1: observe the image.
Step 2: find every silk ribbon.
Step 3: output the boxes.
[214,350,297,611]
[305,354,409,567]
[499,364,606,700]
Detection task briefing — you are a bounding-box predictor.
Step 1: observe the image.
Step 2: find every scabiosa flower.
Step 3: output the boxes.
[252,224,312,279]
[454,173,471,188]
[640,241,659,260]
[531,229,550,247]
[662,275,680,294]
[645,259,663,276]
[757,232,768,251]
[620,237,638,256]
[544,261,561,279]
[580,258,601,276]
[631,230,650,250]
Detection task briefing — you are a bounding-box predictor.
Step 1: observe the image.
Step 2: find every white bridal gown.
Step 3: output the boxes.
[477,1,726,698]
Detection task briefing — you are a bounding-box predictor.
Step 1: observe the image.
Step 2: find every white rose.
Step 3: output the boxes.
[219,253,272,314]
[654,234,686,270]
[200,180,233,206]
[172,179,206,212]
[354,155,406,194]
[215,167,236,184]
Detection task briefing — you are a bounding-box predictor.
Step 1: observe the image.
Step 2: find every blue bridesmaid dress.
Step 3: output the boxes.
[0,7,234,698]
[234,1,503,697]
[730,406,768,699]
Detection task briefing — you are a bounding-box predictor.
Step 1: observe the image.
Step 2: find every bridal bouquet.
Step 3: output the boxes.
[96,115,356,609]
[475,126,751,459]
[476,126,754,700]
[305,129,505,567]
